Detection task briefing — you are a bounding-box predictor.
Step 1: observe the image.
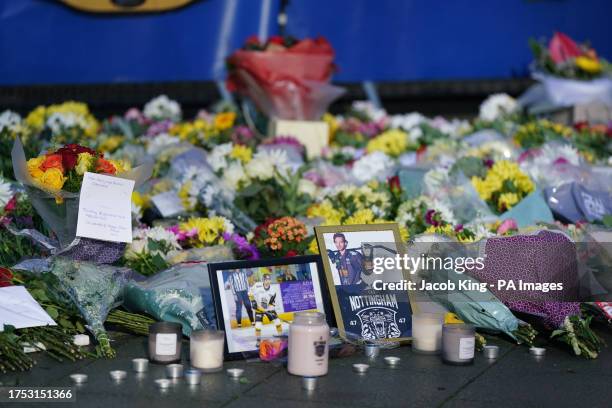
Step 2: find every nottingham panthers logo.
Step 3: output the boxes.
[356,307,401,340]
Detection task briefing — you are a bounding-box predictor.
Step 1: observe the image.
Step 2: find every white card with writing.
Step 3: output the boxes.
[76,172,135,243]
[151,191,184,218]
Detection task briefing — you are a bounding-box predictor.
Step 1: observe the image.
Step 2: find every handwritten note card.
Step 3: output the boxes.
[76,172,135,243]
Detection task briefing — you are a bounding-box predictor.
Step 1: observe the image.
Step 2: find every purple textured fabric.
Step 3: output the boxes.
[60,238,125,264]
[469,230,580,329]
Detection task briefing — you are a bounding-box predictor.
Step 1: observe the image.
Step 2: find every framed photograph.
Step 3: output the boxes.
[315,223,416,343]
[208,255,332,359]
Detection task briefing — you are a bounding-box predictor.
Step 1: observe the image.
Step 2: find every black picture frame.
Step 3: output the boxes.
[208,255,334,360]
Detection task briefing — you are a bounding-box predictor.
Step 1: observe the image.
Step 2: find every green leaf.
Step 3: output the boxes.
[76,321,85,333]
[59,318,74,329]
[46,307,59,320]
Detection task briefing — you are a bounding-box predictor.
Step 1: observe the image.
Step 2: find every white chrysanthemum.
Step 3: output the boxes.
[222,162,248,191]
[351,151,395,183]
[246,149,289,180]
[389,112,426,131]
[479,93,517,122]
[143,95,182,121]
[0,110,22,133]
[298,179,318,197]
[540,143,580,167]
[222,217,235,235]
[431,117,471,138]
[46,112,87,134]
[0,177,12,208]
[207,143,233,173]
[351,101,387,122]
[146,133,180,155]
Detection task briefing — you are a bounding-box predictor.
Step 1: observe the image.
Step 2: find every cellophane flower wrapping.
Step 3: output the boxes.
[50,257,132,357]
[227,38,345,120]
[11,137,152,263]
[410,236,524,341]
[469,229,581,329]
[122,260,234,337]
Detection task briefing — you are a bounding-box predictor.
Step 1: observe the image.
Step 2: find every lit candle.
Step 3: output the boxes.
[148,322,182,364]
[411,312,444,354]
[190,330,225,372]
[288,311,329,377]
[441,324,475,365]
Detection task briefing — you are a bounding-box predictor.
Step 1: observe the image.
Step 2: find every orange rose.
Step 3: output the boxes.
[40,154,64,173]
[96,158,116,174]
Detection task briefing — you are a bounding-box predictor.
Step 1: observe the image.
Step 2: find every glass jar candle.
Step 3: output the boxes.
[288,311,329,377]
[412,312,444,354]
[441,324,475,365]
[190,329,225,372]
[148,322,182,364]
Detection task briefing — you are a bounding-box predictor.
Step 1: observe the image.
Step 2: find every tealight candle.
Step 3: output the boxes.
[190,330,225,372]
[288,311,329,377]
[411,312,444,354]
[148,322,182,364]
[441,324,475,365]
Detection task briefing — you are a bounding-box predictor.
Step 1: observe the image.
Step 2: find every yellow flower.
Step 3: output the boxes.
[132,191,150,210]
[323,113,339,142]
[214,112,236,131]
[498,192,519,212]
[25,106,46,130]
[178,181,194,211]
[344,208,377,225]
[99,135,124,153]
[230,144,252,163]
[575,56,602,74]
[109,159,131,174]
[75,152,94,175]
[27,157,45,180]
[308,238,320,254]
[307,201,344,226]
[366,129,408,157]
[179,217,229,247]
[40,168,65,191]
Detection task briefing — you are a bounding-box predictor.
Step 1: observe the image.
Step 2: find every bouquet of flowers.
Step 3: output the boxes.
[513,119,574,149]
[530,32,610,80]
[571,122,612,163]
[525,32,612,106]
[470,160,536,214]
[24,101,100,146]
[468,229,604,358]
[253,216,310,257]
[124,226,181,276]
[11,138,152,261]
[226,35,344,120]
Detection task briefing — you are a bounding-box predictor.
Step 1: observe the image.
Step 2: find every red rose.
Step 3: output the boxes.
[0,267,13,287]
[285,250,298,257]
[55,144,96,171]
[549,32,582,64]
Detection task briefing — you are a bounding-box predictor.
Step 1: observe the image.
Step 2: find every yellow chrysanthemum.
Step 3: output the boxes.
[366,129,408,157]
[214,112,236,131]
[230,144,252,163]
[575,56,602,74]
[178,181,194,211]
[308,238,320,254]
[75,152,95,175]
[344,208,377,225]
[307,201,344,226]
[109,159,131,174]
[25,106,47,130]
[99,135,124,153]
[179,217,228,247]
[498,192,519,212]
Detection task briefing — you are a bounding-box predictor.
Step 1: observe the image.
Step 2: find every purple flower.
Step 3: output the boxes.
[425,209,441,227]
[146,119,173,137]
[263,136,305,153]
[223,232,260,260]
[231,126,255,145]
[454,224,464,233]
[483,159,495,169]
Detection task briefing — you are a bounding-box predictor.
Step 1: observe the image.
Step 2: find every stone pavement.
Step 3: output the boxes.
[1,327,611,408]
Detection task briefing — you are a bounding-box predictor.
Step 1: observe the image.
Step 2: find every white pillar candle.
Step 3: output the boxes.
[190,330,225,372]
[412,313,444,354]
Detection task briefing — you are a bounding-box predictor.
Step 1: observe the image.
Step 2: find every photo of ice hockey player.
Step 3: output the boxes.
[249,272,283,347]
